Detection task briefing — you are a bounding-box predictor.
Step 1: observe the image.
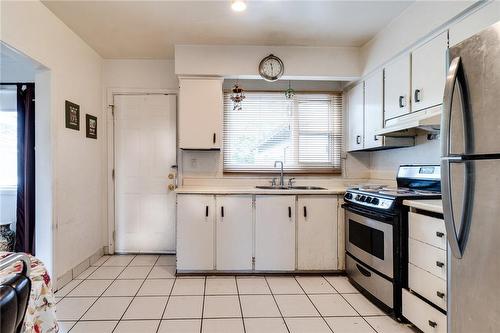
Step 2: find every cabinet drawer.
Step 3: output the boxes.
[409,212,446,250]
[403,289,447,333]
[409,264,447,311]
[409,239,446,280]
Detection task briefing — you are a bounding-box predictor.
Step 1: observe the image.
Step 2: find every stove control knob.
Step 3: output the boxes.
[371,198,379,205]
[344,193,353,200]
[355,195,361,200]
[365,197,372,203]
[360,195,366,202]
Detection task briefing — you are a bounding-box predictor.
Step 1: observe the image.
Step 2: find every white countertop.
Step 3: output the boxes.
[403,199,443,214]
[175,186,346,195]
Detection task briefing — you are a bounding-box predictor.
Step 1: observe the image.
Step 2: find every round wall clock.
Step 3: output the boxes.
[258,54,284,82]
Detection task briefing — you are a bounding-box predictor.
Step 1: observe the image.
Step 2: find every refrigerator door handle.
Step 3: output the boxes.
[441,56,461,158]
[441,55,475,259]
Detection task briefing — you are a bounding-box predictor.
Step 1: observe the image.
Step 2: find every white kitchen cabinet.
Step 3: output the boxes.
[364,70,384,149]
[297,196,338,270]
[411,32,448,112]
[178,77,223,149]
[384,55,411,120]
[215,195,253,271]
[255,195,296,271]
[347,82,364,151]
[176,194,215,270]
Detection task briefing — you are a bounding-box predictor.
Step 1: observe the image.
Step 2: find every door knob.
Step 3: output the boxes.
[168,184,175,191]
[168,173,175,179]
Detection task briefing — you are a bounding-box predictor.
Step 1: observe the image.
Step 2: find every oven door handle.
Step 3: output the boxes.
[342,204,395,222]
[356,264,372,277]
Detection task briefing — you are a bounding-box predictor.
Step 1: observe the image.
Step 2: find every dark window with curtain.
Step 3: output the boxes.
[0,83,37,254]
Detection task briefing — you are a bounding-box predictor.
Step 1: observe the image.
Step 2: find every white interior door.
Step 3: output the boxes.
[114,94,177,253]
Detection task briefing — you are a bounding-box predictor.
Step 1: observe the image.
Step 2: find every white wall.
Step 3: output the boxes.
[102,59,177,89]
[175,45,361,80]
[360,1,474,75]
[1,1,103,282]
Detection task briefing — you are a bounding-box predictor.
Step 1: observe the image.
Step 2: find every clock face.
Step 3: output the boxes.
[259,55,284,81]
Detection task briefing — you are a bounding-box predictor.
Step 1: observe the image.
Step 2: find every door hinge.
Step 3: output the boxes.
[112,169,115,180]
[252,257,255,264]
[109,104,115,117]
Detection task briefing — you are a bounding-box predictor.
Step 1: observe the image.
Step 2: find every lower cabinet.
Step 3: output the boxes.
[255,195,296,271]
[176,194,215,271]
[297,196,338,270]
[215,195,253,271]
[177,193,340,272]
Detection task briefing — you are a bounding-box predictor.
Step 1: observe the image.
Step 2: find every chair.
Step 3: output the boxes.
[0,254,32,333]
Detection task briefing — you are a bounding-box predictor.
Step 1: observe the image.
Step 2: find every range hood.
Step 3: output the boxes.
[377,105,441,137]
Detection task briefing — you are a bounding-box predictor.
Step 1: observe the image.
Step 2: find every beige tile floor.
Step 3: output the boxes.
[56,254,417,333]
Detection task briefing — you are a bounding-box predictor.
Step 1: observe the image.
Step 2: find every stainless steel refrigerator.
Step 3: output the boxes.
[441,21,500,333]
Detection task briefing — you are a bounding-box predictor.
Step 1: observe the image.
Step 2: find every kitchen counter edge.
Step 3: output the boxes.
[175,186,346,195]
[403,199,443,214]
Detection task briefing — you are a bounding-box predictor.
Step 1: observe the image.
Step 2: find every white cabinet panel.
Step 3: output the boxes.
[403,289,447,333]
[176,195,215,270]
[364,70,384,149]
[449,2,500,46]
[297,196,338,270]
[255,195,296,271]
[215,195,253,271]
[347,82,364,151]
[179,78,223,149]
[409,264,447,311]
[384,55,411,120]
[409,212,446,250]
[411,32,448,112]
[409,239,447,280]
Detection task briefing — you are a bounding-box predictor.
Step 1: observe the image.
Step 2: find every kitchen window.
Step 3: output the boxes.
[223,91,342,173]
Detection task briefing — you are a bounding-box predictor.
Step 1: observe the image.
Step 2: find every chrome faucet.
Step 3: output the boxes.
[274,161,284,187]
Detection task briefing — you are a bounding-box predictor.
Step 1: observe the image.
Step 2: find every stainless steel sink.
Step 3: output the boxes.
[255,185,326,190]
[289,186,327,190]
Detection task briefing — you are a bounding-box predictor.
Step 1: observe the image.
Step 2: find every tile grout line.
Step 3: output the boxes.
[109,255,158,333]
[156,255,177,333]
[234,276,246,333]
[293,276,335,333]
[264,276,291,333]
[68,255,136,332]
[200,276,207,333]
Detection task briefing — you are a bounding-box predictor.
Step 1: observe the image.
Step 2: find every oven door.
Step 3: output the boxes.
[345,205,394,279]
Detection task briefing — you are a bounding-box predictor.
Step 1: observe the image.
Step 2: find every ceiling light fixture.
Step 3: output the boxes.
[231,0,247,12]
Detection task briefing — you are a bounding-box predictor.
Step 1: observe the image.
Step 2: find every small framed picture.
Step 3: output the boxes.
[65,100,80,130]
[86,114,97,139]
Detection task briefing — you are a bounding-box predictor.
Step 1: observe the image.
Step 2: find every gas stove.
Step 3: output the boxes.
[344,165,441,211]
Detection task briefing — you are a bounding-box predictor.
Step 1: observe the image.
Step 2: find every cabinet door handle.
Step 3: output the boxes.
[303,206,307,218]
[356,135,361,145]
[414,89,422,103]
[288,206,292,218]
[436,291,445,299]
[221,206,224,218]
[399,95,405,108]
[436,261,445,268]
[213,133,216,144]
[373,135,379,141]
[436,231,445,238]
[428,320,437,328]
[356,264,371,277]
[205,206,209,217]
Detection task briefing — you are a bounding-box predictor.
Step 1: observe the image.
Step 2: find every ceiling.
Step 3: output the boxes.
[42,0,414,59]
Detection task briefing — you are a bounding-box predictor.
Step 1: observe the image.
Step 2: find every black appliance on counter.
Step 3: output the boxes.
[342,165,441,318]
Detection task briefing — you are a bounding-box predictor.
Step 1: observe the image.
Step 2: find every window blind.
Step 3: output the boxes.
[223,91,342,173]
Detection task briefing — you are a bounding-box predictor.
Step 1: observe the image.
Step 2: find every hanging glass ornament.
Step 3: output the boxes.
[230,82,246,111]
[284,80,295,99]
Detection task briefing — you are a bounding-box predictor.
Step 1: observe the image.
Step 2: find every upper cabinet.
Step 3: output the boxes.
[384,56,411,121]
[364,70,384,150]
[346,82,364,152]
[178,77,223,150]
[411,32,448,112]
